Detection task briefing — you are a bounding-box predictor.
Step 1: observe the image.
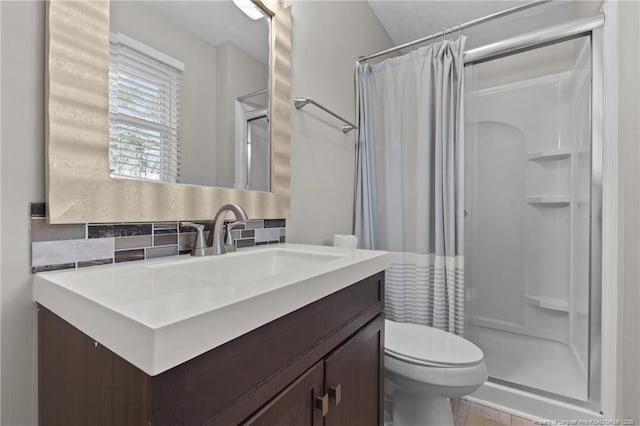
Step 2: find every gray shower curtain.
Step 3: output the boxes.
[355,37,466,335]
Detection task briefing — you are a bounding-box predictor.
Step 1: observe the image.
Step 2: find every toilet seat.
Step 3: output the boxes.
[384,349,478,368]
[385,320,484,368]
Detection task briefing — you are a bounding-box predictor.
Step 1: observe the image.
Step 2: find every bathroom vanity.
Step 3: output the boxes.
[34,244,390,425]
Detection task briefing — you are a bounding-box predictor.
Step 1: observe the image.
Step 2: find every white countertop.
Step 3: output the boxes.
[33,243,390,375]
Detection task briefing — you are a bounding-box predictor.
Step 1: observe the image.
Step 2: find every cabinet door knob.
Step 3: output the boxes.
[316,394,329,417]
[329,384,342,405]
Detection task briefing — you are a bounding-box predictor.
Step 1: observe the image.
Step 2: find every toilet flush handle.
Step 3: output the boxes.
[329,384,342,405]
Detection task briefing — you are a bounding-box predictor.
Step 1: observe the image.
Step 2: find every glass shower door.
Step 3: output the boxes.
[464,35,592,402]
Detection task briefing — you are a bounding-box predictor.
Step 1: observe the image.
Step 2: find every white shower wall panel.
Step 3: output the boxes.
[470,75,571,153]
[526,159,571,197]
[524,205,570,303]
[466,73,575,344]
[465,121,526,331]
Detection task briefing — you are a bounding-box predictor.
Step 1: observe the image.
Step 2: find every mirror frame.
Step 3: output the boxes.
[45,0,291,223]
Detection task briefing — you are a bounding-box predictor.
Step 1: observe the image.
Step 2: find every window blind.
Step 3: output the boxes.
[109,33,183,183]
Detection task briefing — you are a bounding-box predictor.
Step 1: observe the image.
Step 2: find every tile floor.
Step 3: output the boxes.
[385,397,537,426]
[452,399,535,426]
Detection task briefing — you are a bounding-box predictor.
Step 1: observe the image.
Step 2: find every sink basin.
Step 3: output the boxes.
[33,243,390,375]
[148,247,343,285]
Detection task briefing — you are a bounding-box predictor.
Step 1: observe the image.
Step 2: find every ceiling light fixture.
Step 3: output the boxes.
[233,0,264,20]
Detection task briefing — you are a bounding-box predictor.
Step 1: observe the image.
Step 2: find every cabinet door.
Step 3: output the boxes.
[324,316,384,426]
[242,361,325,426]
[38,307,150,426]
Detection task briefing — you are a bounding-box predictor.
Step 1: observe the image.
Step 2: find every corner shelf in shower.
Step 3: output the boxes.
[526,196,571,205]
[525,295,569,313]
[527,149,571,161]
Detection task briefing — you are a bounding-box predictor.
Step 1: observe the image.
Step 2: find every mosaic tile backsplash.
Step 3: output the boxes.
[30,203,286,273]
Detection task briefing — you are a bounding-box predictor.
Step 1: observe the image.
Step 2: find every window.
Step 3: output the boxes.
[109,33,183,182]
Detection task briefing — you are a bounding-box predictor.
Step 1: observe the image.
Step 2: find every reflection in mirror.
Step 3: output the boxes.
[109,1,271,191]
[236,90,270,191]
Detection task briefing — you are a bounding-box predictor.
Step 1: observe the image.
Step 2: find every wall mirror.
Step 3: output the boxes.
[45,0,291,223]
[110,1,270,190]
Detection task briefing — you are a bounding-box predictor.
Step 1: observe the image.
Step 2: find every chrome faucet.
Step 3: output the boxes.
[208,203,249,255]
[180,204,249,256]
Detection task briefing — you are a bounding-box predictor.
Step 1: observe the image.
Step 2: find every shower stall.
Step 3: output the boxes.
[462,10,605,418]
[358,0,612,419]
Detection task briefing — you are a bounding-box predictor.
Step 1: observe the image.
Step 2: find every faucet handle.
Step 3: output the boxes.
[180,222,208,256]
[180,221,205,235]
[224,221,246,253]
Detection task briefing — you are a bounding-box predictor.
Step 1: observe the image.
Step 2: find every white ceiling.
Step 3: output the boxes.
[140,1,269,64]
[368,1,527,45]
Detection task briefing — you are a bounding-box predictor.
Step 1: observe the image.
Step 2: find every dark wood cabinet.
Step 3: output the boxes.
[38,303,150,426]
[324,318,383,426]
[242,317,384,426]
[39,272,385,426]
[242,361,324,426]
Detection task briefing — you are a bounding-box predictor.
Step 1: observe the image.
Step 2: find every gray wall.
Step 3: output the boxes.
[1,1,43,424]
[0,1,391,423]
[0,2,3,421]
[287,1,393,245]
[617,0,640,420]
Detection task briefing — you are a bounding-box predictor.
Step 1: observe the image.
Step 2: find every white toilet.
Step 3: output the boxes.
[384,319,488,426]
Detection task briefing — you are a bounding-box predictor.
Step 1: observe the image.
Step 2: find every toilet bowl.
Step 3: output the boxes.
[384,320,488,426]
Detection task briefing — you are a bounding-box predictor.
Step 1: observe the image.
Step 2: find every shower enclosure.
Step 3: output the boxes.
[357,0,609,417]
[464,31,600,411]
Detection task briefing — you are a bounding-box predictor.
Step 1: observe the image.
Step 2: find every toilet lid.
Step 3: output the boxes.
[385,320,484,367]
